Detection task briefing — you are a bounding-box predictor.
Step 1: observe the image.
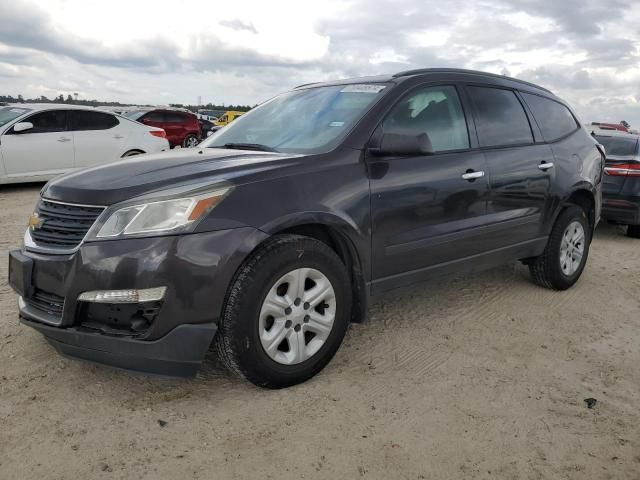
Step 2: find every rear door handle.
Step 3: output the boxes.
[57,137,71,143]
[113,135,124,139]
[461,170,485,181]
[538,162,554,171]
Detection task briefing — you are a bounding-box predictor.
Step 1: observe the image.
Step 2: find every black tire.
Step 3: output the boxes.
[627,225,640,238]
[529,205,591,290]
[182,134,199,148]
[215,234,351,388]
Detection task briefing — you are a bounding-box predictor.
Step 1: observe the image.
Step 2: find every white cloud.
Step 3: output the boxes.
[0,0,639,125]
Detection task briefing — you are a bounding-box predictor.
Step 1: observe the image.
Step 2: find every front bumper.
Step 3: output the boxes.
[11,227,269,377]
[21,311,217,377]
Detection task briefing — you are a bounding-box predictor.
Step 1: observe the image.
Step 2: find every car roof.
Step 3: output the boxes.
[294,68,553,96]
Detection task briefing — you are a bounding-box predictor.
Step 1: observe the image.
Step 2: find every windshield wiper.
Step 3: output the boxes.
[213,143,279,153]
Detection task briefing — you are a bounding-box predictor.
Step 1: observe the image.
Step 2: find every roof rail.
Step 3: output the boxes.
[392,68,553,94]
[294,82,321,89]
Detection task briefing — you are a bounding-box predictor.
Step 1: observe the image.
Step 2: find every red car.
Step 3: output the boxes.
[126,109,201,148]
[590,122,631,133]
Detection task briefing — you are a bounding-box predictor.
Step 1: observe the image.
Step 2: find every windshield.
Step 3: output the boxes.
[0,106,31,127]
[125,110,147,121]
[201,83,389,153]
[595,135,639,157]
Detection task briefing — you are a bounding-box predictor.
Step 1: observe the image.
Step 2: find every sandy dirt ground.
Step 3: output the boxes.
[1,184,639,480]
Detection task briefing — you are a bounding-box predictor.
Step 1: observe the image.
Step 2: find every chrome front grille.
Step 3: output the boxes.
[29,199,104,250]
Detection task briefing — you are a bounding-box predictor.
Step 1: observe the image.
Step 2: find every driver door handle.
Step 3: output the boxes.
[57,137,71,143]
[461,170,485,181]
[538,161,554,171]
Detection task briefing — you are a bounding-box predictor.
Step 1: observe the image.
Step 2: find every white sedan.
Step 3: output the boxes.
[0,104,170,184]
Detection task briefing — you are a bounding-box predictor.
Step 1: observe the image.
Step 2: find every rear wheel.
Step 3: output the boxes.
[182,134,199,148]
[628,225,640,238]
[529,205,591,290]
[215,235,351,388]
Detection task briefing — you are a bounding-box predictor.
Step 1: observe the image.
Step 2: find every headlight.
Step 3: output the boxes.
[96,186,231,238]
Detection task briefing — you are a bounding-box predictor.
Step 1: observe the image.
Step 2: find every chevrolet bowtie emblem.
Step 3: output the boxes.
[28,213,44,231]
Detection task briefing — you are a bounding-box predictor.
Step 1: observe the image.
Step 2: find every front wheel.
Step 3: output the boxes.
[215,235,351,388]
[529,205,591,290]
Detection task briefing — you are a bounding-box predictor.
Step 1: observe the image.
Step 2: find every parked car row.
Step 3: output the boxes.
[0,104,169,184]
[0,102,252,184]
[8,68,609,389]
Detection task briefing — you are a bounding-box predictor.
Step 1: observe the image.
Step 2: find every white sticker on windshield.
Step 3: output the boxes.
[10,108,27,113]
[340,84,386,94]
[329,121,345,127]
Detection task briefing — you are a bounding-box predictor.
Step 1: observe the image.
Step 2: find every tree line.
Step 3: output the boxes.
[0,94,253,113]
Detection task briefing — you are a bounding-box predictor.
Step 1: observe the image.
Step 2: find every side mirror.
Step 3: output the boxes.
[370,132,434,156]
[13,122,34,133]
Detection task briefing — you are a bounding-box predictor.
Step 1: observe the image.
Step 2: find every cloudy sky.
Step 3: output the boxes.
[1,0,639,125]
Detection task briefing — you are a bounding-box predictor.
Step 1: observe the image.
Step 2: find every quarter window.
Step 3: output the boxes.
[383,85,469,152]
[71,111,119,131]
[521,93,578,142]
[22,110,67,133]
[467,86,533,147]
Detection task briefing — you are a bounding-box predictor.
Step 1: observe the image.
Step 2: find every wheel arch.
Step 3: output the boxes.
[121,148,145,158]
[563,186,597,232]
[259,214,370,323]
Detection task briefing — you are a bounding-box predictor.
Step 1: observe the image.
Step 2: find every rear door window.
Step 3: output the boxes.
[71,111,119,131]
[467,86,533,147]
[22,110,67,133]
[383,85,469,152]
[521,93,578,142]
[142,111,165,123]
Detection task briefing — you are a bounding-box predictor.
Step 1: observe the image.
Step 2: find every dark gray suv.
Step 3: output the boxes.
[8,69,604,388]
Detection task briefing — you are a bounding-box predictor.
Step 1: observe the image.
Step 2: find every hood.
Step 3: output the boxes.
[42,148,305,205]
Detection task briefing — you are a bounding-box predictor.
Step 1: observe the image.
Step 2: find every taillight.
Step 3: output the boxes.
[150,130,166,139]
[604,163,640,176]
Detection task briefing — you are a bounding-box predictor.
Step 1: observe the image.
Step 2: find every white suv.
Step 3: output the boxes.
[0,104,169,184]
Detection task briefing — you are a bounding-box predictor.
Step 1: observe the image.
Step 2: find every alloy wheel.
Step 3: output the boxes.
[559,221,585,276]
[258,268,336,365]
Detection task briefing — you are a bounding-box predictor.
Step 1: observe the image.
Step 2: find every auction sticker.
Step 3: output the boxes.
[340,84,387,93]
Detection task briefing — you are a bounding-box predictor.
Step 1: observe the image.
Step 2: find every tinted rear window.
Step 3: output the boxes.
[521,93,578,142]
[467,86,533,147]
[71,111,118,131]
[594,135,639,157]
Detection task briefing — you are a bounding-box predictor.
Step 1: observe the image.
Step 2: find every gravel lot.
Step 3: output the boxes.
[1,184,639,479]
